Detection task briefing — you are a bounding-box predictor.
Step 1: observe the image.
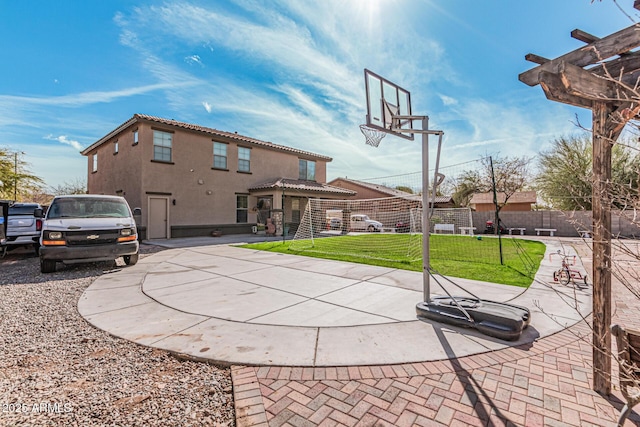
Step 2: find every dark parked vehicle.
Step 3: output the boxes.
[326,217,342,230]
[6,203,42,255]
[395,221,410,233]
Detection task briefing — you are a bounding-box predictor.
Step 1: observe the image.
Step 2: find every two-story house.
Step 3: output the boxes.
[81,114,354,239]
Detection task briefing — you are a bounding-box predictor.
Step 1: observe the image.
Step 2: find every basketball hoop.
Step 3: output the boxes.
[359,124,387,147]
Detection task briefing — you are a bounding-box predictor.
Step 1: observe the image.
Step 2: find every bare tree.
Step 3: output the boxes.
[49,177,87,196]
[451,155,532,208]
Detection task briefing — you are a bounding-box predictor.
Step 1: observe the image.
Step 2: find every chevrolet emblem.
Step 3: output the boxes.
[87,235,100,240]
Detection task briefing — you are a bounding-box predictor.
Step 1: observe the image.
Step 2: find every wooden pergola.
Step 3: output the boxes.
[519,1,640,394]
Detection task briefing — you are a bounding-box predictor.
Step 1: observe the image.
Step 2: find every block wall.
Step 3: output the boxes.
[470,210,639,237]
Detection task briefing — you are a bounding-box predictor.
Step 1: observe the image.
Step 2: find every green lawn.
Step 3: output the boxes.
[238,234,545,287]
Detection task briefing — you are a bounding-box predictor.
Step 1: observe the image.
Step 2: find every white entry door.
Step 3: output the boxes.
[148,197,169,239]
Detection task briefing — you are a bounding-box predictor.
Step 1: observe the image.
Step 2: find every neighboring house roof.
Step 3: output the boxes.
[330,178,415,197]
[248,178,356,196]
[81,114,332,161]
[328,177,454,204]
[469,191,537,205]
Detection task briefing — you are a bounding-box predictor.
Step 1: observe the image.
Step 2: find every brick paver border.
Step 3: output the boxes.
[231,242,640,426]
[233,315,640,426]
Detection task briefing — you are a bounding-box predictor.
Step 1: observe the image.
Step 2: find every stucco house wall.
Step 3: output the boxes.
[82,114,348,239]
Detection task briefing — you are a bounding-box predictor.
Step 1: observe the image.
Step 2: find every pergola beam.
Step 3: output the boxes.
[525,53,549,65]
[520,23,640,86]
[536,61,639,109]
[589,51,640,84]
[571,29,600,44]
[557,61,639,102]
[538,71,594,109]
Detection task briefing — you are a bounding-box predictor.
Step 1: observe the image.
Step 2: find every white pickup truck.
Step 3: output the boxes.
[349,214,383,232]
[37,194,139,273]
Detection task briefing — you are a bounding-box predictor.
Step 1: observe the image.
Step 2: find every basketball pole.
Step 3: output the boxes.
[421,117,431,304]
[392,115,443,304]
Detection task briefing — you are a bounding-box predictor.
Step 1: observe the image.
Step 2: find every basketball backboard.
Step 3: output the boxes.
[364,69,414,140]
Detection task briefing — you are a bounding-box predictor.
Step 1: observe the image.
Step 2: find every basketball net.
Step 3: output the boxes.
[359,124,387,148]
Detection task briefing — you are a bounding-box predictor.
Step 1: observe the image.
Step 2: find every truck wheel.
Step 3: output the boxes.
[368,225,375,232]
[124,253,139,265]
[41,259,56,273]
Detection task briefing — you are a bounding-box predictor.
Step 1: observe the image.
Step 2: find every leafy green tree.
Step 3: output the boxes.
[535,134,640,210]
[451,170,484,207]
[0,147,12,199]
[395,185,414,194]
[0,148,44,201]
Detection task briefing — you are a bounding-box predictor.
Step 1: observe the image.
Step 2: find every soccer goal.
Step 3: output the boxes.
[289,196,474,264]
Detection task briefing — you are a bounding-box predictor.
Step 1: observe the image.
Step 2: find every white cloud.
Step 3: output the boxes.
[6,0,588,189]
[0,82,196,108]
[185,55,203,66]
[44,134,84,151]
[151,3,357,95]
[439,94,458,106]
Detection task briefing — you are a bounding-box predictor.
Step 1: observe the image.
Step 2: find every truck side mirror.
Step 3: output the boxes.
[34,208,44,218]
[133,207,142,216]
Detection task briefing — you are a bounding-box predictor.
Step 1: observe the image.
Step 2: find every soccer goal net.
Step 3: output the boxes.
[289,196,474,264]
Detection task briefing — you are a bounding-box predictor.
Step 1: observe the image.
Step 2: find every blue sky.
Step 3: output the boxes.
[1,0,638,190]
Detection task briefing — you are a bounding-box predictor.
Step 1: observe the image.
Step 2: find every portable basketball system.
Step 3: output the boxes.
[362,69,530,341]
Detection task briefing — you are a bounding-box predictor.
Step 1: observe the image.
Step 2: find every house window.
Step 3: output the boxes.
[153,130,172,162]
[133,130,139,145]
[213,142,227,169]
[92,153,98,172]
[238,147,251,172]
[114,140,119,154]
[236,195,248,223]
[299,159,315,180]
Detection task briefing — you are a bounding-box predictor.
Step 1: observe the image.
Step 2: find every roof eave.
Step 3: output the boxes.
[82,114,332,162]
[80,115,139,156]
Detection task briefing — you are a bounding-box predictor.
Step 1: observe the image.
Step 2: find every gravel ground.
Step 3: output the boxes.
[0,244,235,427]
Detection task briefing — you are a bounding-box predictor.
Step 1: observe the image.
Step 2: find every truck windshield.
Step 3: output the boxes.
[47,198,131,219]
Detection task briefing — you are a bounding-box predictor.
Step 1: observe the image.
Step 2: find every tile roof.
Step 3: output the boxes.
[469,190,537,205]
[329,177,453,204]
[81,114,332,161]
[248,178,356,196]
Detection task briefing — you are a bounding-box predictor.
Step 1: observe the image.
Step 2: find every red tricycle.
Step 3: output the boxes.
[551,250,588,285]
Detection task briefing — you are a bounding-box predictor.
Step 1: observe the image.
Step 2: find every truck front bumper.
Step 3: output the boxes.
[39,241,139,263]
